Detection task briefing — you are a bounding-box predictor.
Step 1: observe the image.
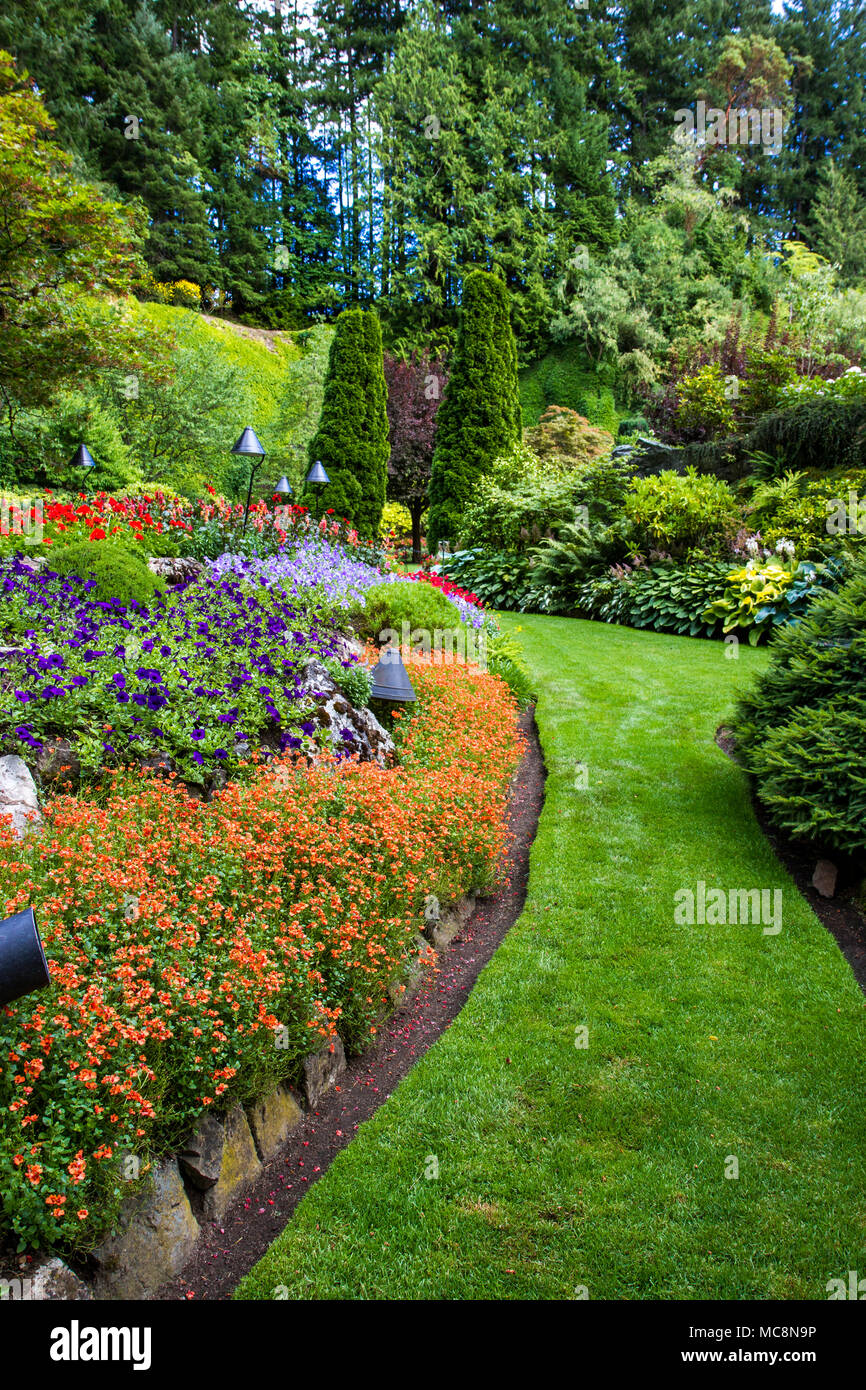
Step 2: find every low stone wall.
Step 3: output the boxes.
[3,896,477,1301]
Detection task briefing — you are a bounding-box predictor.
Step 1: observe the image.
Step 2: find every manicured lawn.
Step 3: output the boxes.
[236,616,866,1300]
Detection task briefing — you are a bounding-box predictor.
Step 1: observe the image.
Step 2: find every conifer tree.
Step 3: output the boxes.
[427,271,521,551]
[306,308,389,539]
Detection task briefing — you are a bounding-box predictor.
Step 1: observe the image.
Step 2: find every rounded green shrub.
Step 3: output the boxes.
[357,579,465,644]
[47,541,166,607]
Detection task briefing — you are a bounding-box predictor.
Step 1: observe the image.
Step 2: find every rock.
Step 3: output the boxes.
[91,1160,200,1300]
[178,1112,224,1191]
[0,754,40,837]
[34,737,81,787]
[146,556,204,586]
[303,1035,346,1108]
[331,631,366,664]
[198,1105,261,1222]
[812,859,838,898]
[422,893,477,952]
[297,660,394,766]
[246,1085,303,1160]
[29,1256,92,1301]
[388,934,436,1007]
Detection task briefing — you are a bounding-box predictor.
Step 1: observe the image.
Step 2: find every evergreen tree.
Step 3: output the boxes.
[427,270,521,551]
[306,308,389,538]
[807,161,866,288]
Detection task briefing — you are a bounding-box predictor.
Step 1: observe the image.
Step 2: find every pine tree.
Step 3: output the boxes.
[427,270,521,551]
[807,161,866,287]
[306,307,389,538]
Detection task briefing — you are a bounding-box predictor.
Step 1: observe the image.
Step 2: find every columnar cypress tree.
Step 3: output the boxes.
[306,307,389,538]
[427,270,521,551]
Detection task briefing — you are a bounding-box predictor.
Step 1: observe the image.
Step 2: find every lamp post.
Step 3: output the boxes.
[274,475,293,499]
[0,907,51,1007]
[230,427,266,535]
[305,460,330,521]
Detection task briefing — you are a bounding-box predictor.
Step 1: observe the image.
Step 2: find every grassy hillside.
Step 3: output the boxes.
[520,341,623,434]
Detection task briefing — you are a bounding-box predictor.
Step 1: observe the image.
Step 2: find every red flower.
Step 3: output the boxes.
[89,528,107,542]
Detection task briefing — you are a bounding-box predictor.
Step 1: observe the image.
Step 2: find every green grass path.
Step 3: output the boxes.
[237,616,866,1300]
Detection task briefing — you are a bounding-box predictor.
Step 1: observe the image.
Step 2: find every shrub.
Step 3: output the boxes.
[703,557,844,644]
[356,578,467,644]
[625,468,740,557]
[581,560,733,636]
[458,472,584,552]
[307,308,390,540]
[732,555,866,859]
[441,549,538,613]
[522,405,614,468]
[46,541,166,607]
[676,364,737,440]
[428,271,522,550]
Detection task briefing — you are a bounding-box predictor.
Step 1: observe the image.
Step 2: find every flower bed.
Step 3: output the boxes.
[0,558,346,782]
[0,658,522,1254]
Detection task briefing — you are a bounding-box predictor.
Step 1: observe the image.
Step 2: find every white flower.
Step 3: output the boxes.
[775,538,795,557]
[745,537,760,557]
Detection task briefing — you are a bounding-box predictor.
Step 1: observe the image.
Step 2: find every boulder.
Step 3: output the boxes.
[34,737,81,788]
[246,1085,303,1161]
[297,660,394,765]
[422,893,477,951]
[0,754,40,837]
[187,1105,262,1222]
[91,1160,200,1300]
[29,1257,92,1301]
[177,1112,224,1192]
[303,1036,347,1108]
[146,556,204,585]
[812,859,838,898]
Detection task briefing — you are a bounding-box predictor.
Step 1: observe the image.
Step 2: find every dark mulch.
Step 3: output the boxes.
[150,707,546,1301]
[716,725,866,993]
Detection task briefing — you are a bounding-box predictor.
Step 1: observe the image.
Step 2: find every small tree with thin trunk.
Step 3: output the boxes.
[383,350,448,561]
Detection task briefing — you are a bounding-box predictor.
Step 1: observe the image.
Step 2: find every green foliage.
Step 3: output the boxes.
[356,579,466,644]
[519,341,621,431]
[522,405,614,469]
[441,550,537,613]
[484,630,535,709]
[747,396,866,475]
[676,364,737,438]
[428,271,521,551]
[0,49,147,444]
[307,309,389,540]
[47,541,166,608]
[323,658,373,711]
[703,559,842,645]
[625,468,740,557]
[459,471,584,553]
[733,556,866,858]
[578,561,733,636]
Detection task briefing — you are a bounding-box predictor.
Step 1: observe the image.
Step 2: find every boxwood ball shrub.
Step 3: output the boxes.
[732,555,866,860]
[46,540,166,608]
[357,579,467,644]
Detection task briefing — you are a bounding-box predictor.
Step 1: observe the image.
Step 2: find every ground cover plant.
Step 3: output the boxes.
[236,616,866,1301]
[0,658,523,1254]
